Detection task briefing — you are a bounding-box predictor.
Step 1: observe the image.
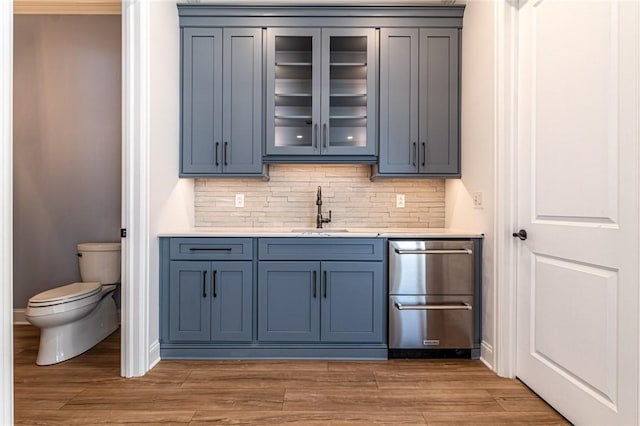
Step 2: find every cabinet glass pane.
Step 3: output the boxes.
[329,36,368,148]
[274,36,314,149]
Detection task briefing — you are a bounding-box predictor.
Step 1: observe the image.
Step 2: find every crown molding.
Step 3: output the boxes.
[14,0,121,15]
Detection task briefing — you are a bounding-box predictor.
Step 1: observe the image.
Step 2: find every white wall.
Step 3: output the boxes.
[445,0,497,367]
[148,0,194,359]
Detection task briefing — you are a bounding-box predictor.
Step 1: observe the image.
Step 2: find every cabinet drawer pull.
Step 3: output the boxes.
[421,141,426,167]
[224,141,229,166]
[323,270,327,298]
[215,141,220,166]
[188,247,233,252]
[395,302,472,311]
[202,270,207,298]
[312,271,317,298]
[212,270,217,298]
[394,248,472,255]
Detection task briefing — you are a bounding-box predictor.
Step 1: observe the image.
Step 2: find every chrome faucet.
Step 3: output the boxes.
[316,186,332,229]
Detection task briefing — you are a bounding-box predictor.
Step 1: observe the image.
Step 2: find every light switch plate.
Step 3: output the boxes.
[235,193,245,208]
[396,194,405,208]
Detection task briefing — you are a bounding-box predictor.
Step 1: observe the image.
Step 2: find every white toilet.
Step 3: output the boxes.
[26,242,121,365]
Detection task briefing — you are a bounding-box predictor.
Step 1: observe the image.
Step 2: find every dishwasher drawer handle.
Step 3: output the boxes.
[394,248,473,255]
[394,302,472,311]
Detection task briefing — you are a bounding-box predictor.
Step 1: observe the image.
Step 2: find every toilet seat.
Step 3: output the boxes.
[28,282,102,308]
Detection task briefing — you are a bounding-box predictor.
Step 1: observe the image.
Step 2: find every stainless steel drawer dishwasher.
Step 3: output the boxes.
[388,239,480,358]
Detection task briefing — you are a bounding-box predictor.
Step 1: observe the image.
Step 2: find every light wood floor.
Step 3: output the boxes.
[14,325,569,425]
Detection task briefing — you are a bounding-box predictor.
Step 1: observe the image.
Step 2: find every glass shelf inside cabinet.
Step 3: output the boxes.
[274,35,314,149]
[329,36,368,149]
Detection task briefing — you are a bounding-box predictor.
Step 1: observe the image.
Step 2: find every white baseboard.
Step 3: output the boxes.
[13,309,27,325]
[149,340,161,370]
[480,340,494,371]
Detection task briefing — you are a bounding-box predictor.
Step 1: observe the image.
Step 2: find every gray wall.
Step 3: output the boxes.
[13,15,121,308]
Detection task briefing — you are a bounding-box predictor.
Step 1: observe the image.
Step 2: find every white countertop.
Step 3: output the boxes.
[158,227,484,238]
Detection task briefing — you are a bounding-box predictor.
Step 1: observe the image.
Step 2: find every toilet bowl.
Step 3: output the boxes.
[25,242,121,365]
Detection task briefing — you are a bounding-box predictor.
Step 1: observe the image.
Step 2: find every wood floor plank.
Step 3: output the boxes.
[14,409,195,425]
[181,369,377,390]
[152,387,286,411]
[14,385,86,410]
[423,411,570,425]
[328,359,492,373]
[283,388,504,412]
[192,410,427,425]
[488,388,563,413]
[188,360,331,373]
[374,370,523,390]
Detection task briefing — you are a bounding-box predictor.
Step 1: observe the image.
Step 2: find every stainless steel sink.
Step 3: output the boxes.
[291,228,350,233]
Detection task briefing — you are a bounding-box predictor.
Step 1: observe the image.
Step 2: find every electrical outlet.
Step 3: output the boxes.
[396,194,405,208]
[235,193,245,208]
[472,192,483,209]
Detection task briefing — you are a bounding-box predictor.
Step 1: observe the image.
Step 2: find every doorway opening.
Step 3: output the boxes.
[12,12,122,367]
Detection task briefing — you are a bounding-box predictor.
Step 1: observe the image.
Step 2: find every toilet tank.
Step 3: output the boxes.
[77,242,121,284]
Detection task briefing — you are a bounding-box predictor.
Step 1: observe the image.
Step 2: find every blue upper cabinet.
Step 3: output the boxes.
[181,28,263,177]
[377,28,461,177]
[265,27,377,162]
[177,5,464,173]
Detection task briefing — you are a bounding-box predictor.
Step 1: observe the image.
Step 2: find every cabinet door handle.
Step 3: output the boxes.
[215,142,220,166]
[323,270,327,298]
[421,141,426,167]
[412,142,417,167]
[312,271,317,298]
[212,270,217,298]
[322,123,327,149]
[202,270,207,298]
[314,124,318,149]
[224,141,229,166]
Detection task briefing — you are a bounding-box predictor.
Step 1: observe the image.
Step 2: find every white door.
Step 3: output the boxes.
[516,0,639,425]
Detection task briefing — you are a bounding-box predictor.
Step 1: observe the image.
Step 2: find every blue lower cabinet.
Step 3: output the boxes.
[258,261,320,342]
[321,262,384,343]
[169,260,252,342]
[258,260,384,344]
[161,237,388,359]
[169,261,212,342]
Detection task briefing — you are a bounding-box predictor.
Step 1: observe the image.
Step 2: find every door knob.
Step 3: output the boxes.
[512,229,527,241]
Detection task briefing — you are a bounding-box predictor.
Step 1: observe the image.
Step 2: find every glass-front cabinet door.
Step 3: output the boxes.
[266,28,376,157]
[266,28,321,155]
[321,28,375,156]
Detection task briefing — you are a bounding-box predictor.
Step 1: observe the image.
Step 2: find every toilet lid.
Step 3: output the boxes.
[29,282,102,305]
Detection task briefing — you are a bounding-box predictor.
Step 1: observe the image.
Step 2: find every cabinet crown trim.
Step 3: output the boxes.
[178,4,464,17]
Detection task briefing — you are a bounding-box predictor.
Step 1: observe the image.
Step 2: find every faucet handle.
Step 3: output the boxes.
[322,210,332,224]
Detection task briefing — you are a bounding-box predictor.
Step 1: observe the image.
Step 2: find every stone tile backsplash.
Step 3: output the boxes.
[194,165,445,228]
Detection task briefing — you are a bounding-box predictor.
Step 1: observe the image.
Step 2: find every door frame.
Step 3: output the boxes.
[121,0,150,379]
[493,0,519,379]
[1,1,14,424]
